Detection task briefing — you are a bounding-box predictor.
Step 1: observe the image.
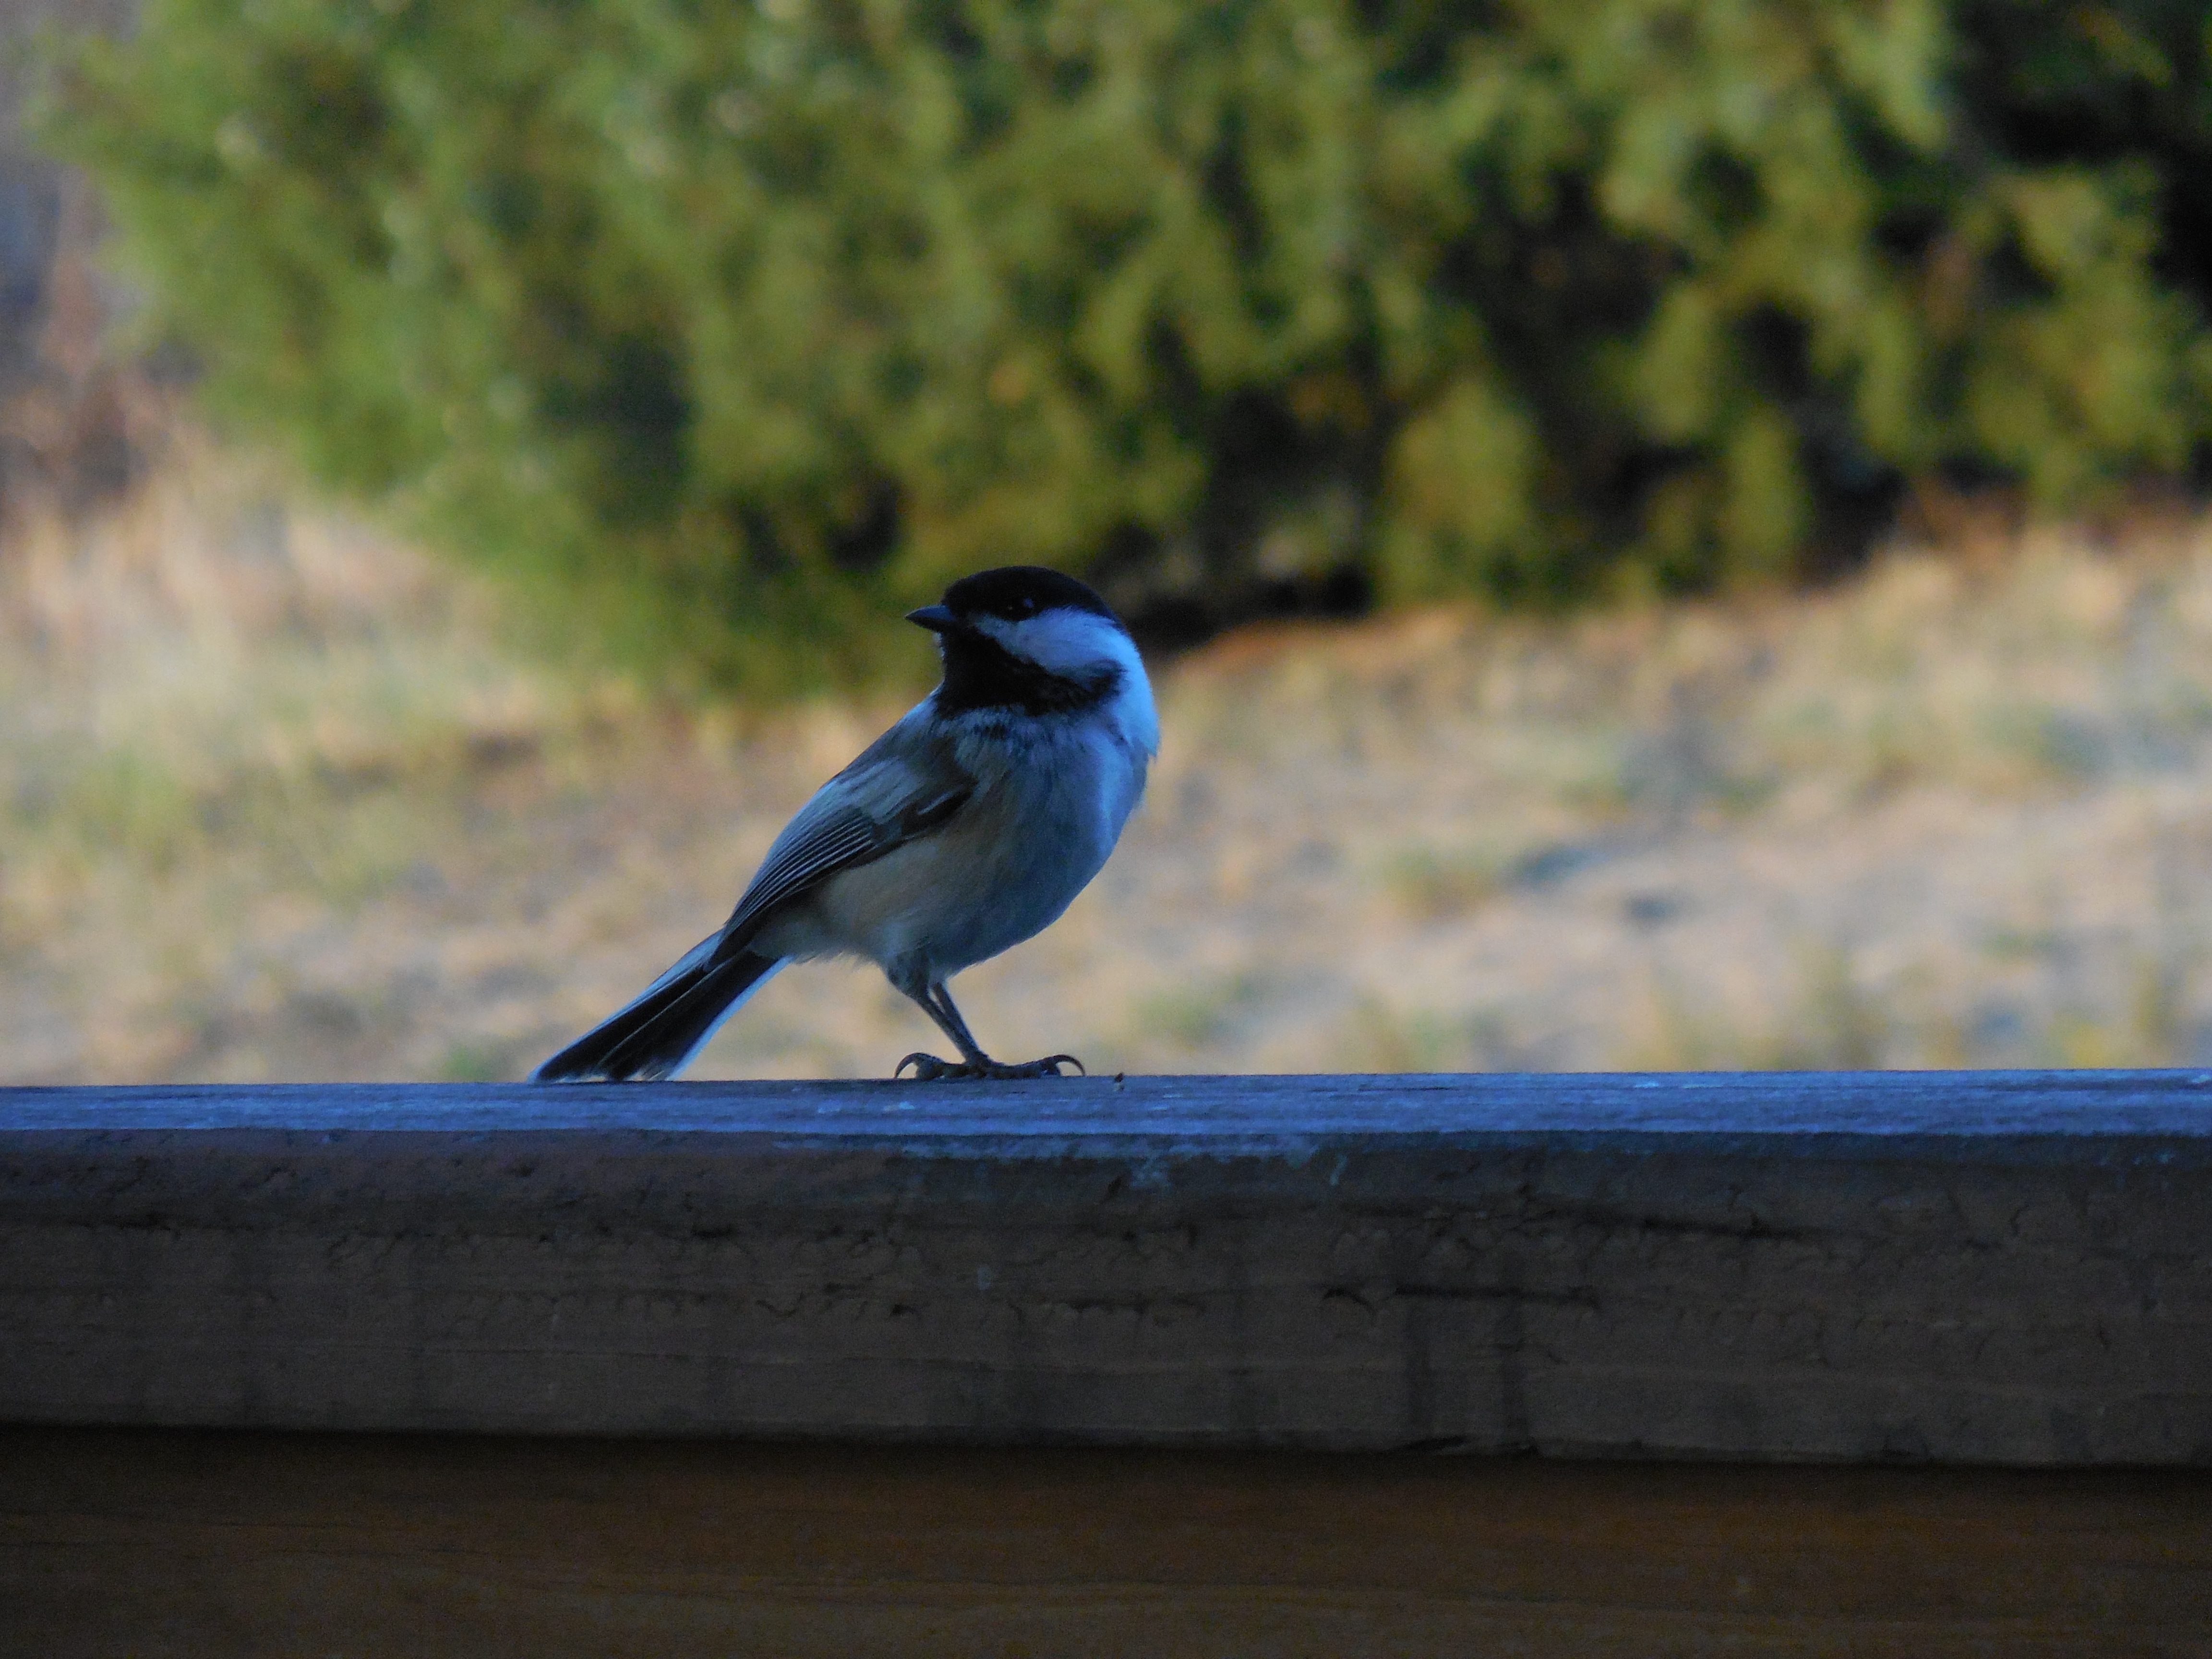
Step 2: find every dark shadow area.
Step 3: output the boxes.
[5,1427,2208,1658]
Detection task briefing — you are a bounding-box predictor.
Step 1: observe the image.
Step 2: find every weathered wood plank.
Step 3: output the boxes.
[5,1428,2209,1658]
[4,1072,2211,1460]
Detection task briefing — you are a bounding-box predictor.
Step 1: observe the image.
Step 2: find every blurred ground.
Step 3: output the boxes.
[4,444,2212,1082]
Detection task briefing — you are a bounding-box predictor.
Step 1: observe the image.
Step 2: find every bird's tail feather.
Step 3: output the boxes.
[533,937,785,1082]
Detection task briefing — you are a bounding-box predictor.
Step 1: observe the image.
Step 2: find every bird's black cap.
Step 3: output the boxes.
[937,566,1118,625]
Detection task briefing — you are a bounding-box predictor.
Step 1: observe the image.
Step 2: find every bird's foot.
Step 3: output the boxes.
[894,1051,1085,1081]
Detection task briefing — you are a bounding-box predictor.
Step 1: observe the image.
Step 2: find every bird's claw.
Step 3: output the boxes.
[894,1051,1085,1081]
[1010,1054,1085,1079]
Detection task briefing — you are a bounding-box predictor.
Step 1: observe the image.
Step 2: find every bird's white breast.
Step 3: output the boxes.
[776,697,1148,977]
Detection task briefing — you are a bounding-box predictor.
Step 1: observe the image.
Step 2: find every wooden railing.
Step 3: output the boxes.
[6,1069,2209,1461]
[6,1070,2211,1653]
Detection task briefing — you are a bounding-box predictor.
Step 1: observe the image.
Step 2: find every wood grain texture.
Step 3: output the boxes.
[4,1428,2210,1658]
[4,1072,2212,1460]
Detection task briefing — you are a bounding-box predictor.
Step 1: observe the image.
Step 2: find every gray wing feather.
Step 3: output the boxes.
[712,714,973,960]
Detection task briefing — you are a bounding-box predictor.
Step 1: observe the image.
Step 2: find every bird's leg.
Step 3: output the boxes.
[913,981,988,1066]
[890,976,985,1075]
[890,971,1082,1081]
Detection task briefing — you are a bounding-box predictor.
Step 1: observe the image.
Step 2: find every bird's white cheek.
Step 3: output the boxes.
[981,611,1138,679]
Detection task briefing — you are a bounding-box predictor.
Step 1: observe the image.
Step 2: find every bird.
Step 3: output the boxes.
[533,565,1158,1083]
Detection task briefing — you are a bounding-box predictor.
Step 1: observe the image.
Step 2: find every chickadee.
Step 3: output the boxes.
[534,565,1158,1083]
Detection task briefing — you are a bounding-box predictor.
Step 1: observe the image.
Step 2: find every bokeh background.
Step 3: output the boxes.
[4,0,2212,1082]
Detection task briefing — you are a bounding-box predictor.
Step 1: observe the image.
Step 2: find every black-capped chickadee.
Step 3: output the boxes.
[534,566,1158,1082]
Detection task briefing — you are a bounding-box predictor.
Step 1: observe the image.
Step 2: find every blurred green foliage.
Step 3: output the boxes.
[39,0,2212,688]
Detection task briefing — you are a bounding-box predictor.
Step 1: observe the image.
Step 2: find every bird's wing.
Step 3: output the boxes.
[713,710,974,959]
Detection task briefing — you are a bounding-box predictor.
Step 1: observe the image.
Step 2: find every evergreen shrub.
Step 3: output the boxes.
[40,0,2212,688]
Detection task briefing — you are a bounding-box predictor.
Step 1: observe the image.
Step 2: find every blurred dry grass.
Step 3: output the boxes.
[5,443,2212,1082]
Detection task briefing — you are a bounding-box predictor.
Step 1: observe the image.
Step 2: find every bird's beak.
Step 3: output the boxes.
[905,604,958,634]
